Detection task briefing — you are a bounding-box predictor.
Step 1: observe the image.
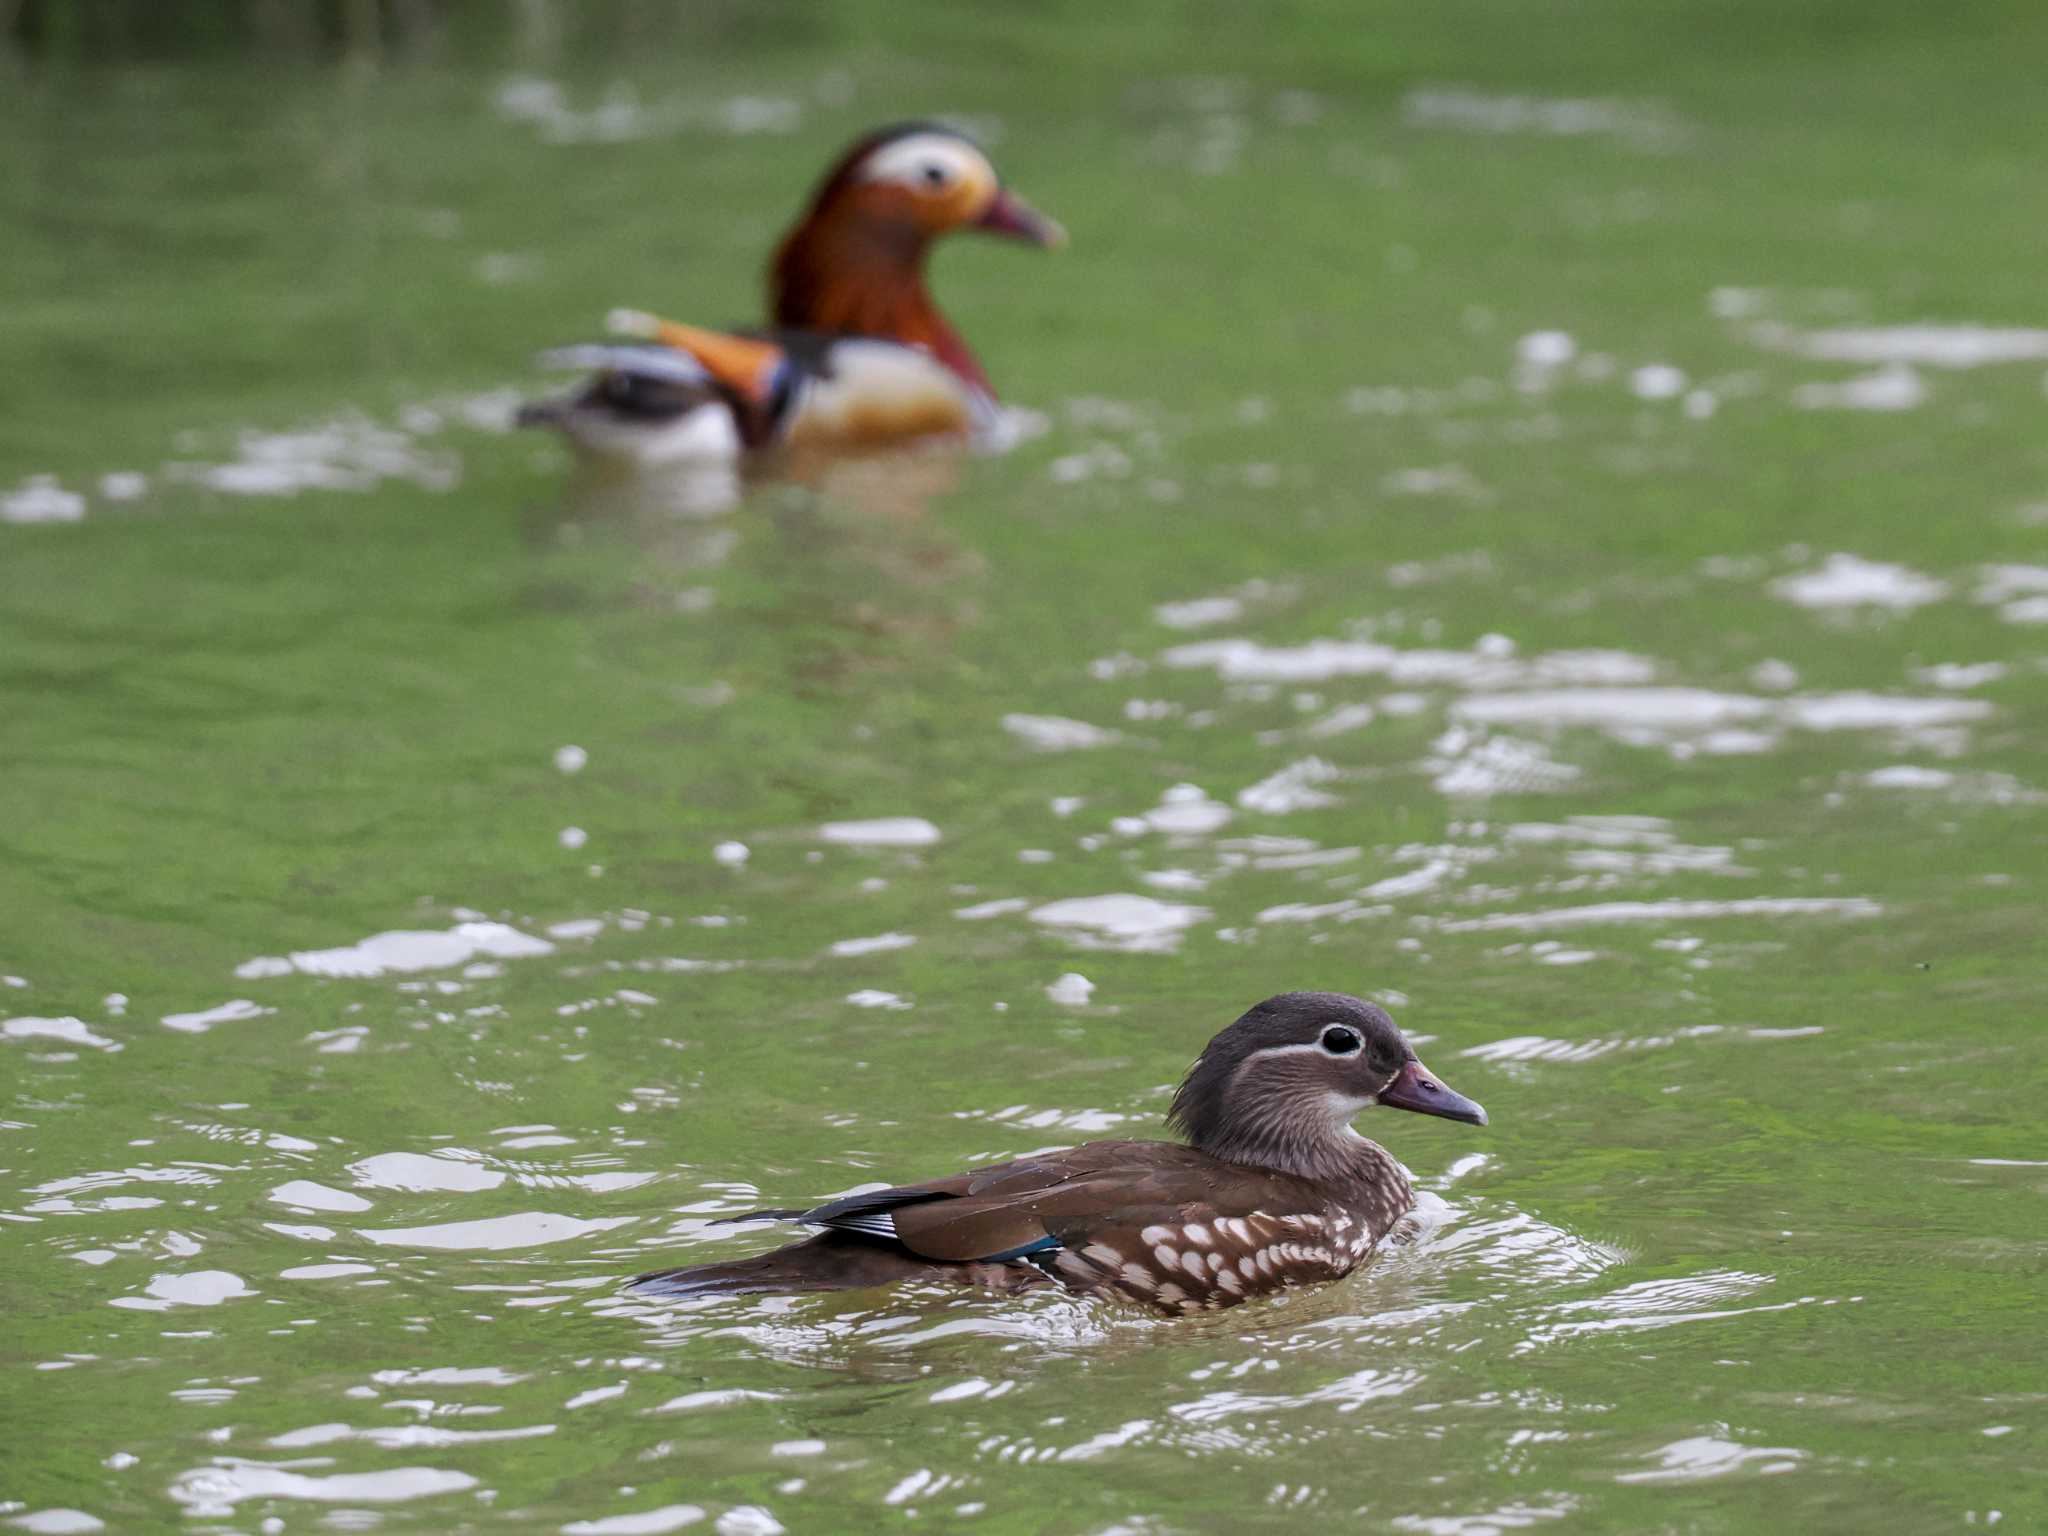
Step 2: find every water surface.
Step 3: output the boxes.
[3,5,2045,1531]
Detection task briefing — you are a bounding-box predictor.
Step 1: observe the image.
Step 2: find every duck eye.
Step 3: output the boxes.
[1319,1026,1362,1055]
[920,163,950,189]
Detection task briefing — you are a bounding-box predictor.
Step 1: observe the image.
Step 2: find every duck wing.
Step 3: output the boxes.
[789,1142,1291,1265]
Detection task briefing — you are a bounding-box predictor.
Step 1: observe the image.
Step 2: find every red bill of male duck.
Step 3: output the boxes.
[629,992,1488,1314]
[519,122,1063,464]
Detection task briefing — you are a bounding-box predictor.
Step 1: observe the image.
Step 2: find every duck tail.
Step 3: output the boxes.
[606,310,788,412]
[628,1230,945,1298]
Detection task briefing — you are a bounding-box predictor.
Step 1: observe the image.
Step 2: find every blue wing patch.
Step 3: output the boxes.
[976,1234,1064,1264]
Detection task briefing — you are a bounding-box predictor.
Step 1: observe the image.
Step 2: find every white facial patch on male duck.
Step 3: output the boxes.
[855,134,997,203]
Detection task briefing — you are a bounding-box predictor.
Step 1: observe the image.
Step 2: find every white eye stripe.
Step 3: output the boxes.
[856,134,992,194]
[1241,1040,1360,1061]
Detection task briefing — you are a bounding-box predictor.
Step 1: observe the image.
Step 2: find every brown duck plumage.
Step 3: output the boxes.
[630,992,1488,1315]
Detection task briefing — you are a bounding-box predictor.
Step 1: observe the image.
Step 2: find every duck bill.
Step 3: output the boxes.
[975,187,1067,249]
[1378,1059,1488,1127]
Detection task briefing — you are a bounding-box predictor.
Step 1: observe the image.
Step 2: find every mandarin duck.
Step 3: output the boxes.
[519,122,1063,463]
[630,992,1487,1314]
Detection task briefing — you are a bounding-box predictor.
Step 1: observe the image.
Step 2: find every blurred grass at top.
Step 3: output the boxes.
[4,0,2048,473]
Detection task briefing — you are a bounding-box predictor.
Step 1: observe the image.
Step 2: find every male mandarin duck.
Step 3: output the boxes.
[519,122,1064,463]
[630,992,1488,1314]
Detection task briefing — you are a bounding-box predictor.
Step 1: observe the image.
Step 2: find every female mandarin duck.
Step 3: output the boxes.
[631,993,1487,1314]
[520,122,1063,462]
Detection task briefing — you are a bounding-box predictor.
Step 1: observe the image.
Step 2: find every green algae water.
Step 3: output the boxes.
[3,3,2046,1530]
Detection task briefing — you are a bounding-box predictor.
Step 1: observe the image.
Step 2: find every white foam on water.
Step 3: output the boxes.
[1859,766,2038,803]
[1391,1497,1578,1535]
[359,1212,633,1251]
[1630,364,1687,401]
[1425,730,1581,796]
[554,744,588,774]
[168,1462,477,1517]
[269,1180,373,1213]
[713,840,750,866]
[1454,687,1988,751]
[1027,894,1210,953]
[3,1016,119,1051]
[1866,765,1955,789]
[109,1270,254,1312]
[160,999,275,1035]
[279,1263,376,1281]
[845,990,912,1010]
[1044,972,1095,1006]
[494,74,802,145]
[1383,464,1489,500]
[1116,783,1233,837]
[1976,563,2048,602]
[1616,1436,1806,1484]
[1772,553,1949,610]
[818,818,941,847]
[171,414,461,497]
[1780,324,2048,368]
[1,474,87,523]
[349,1153,505,1193]
[1517,330,1576,368]
[1749,658,1799,691]
[1364,859,1460,899]
[1778,693,1989,732]
[1791,363,1927,411]
[827,932,915,958]
[371,1366,526,1387]
[1566,842,1748,877]
[1237,758,1341,813]
[1302,701,1378,739]
[1152,596,1245,630]
[1402,85,1686,148]
[273,1421,555,1452]
[564,1508,710,1535]
[1506,816,1673,847]
[7,1510,105,1534]
[1433,897,1881,932]
[954,897,1029,920]
[236,921,553,980]
[1001,714,1123,751]
[1256,898,1367,924]
[1975,564,2048,623]
[1162,636,1654,690]
[1911,661,2007,689]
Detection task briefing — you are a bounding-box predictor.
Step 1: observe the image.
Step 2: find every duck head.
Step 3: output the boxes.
[791,122,1065,254]
[771,123,1062,391]
[1168,992,1487,1175]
